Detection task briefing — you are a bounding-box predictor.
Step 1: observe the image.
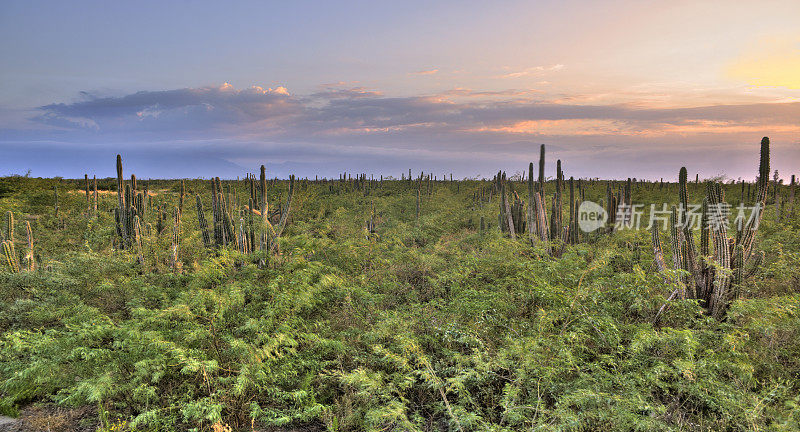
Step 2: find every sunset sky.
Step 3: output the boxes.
[1,0,799,179]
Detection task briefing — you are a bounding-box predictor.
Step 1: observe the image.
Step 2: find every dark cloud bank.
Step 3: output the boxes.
[1,84,798,180]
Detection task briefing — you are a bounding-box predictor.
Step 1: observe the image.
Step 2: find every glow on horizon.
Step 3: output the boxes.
[727,36,800,90]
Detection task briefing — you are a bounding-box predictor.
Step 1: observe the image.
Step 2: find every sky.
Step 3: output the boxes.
[1,0,799,180]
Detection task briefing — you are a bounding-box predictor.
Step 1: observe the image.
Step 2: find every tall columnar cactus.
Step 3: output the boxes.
[238,217,248,253]
[529,145,550,244]
[54,186,59,219]
[520,144,578,254]
[171,206,181,271]
[499,172,517,239]
[416,174,423,222]
[605,182,617,232]
[5,211,14,244]
[247,195,256,253]
[260,165,270,251]
[179,179,185,214]
[215,177,235,247]
[537,144,545,197]
[211,178,220,244]
[568,177,578,244]
[2,240,19,273]
[651,137,770,320]
[274,175,295,239]
[24,221,34,271]
[527,162,534,236]
[552,160,563,239]
[85,174,91,216]
[195,194,211,248]
[116,155,128,249]
[93,176,98,216]
[133,215,144,266]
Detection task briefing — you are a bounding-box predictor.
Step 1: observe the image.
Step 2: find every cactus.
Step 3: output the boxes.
[133,215,144,266]
[651,222,667,272]
[527,162,534,236]
[273,175,295,239]
[179,179,185,214]
[416,179,422,222]
[238,217,248,253]
[116,155,128,249]
[211,179,220,245]
[171,206,181,271]
[93,176,98,216]
[54,186,59,219]
[248,196,256,253]
[550,160,563,240]
[2,240,19,273]
[5,211,14,244]
[499,172,517,239]
[260,165,270,251]
[528,145,551,243]
[605,183,617,232]
[24,221,34,271]
[537,144,545,197]
[85,174,91,216]
[195,194,211,249]
[568,177,578,244]
[651,137,770,320]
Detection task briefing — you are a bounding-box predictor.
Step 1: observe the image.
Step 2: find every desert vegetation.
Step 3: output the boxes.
[1,137,799,431]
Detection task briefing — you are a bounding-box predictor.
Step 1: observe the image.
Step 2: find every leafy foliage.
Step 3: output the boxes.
[1,174,799,431]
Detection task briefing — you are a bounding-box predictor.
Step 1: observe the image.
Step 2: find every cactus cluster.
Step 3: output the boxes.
[651,137,770,319]
[520,145,582,254]
[192,165,295,261]
[495,171,527,239]
[2,211,21,272]
[486,145,586,255]
[114,155,132,249]
[171,205,181,271]
[211,177,236,247]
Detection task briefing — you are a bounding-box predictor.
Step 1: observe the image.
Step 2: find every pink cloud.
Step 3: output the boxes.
[410,69,439,76]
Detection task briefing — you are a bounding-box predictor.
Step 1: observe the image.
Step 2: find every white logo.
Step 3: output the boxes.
[578,201,607,232]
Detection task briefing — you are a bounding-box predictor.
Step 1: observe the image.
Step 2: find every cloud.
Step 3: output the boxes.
[5,83,799,179]
[494,64,564,79]
[410,69,439,75]
[309,86,383,99]
[436,88,540,98]
[35,83,299,133]
[30,83,800,140]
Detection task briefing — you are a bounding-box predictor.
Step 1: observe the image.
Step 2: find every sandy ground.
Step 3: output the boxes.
[0,417,16,431]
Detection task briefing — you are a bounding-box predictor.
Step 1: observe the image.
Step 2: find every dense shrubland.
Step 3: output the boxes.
[1,140,799,431]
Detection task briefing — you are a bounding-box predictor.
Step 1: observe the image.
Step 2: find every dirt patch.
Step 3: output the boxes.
[0,405,97,432]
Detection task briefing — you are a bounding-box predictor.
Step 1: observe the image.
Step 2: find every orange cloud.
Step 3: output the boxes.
[410,69,439,75]
[468,117,800,138]
[494,64,564,79]
[469,119,625,136]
